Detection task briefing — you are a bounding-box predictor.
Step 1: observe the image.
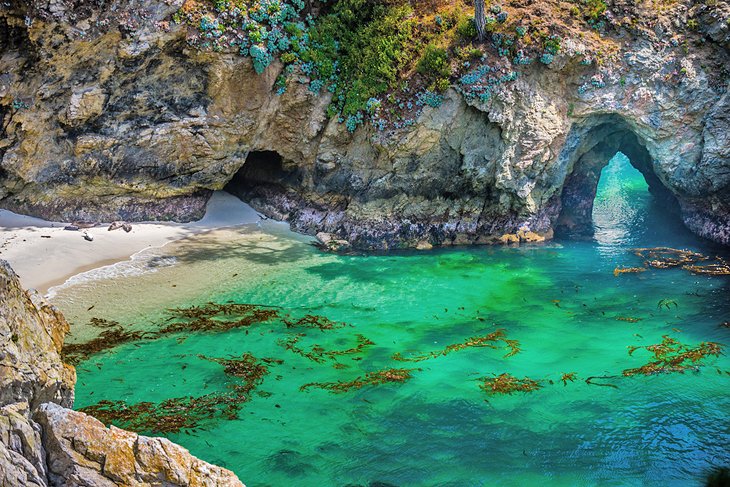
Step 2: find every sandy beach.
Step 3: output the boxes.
[0,191,261,294]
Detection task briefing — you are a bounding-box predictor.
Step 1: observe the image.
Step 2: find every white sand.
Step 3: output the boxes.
[0,191,262,294]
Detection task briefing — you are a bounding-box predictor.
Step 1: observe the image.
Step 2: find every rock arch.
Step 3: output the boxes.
[554,115,678,239]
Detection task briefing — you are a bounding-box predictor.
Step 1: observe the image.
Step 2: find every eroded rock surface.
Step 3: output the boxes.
[0,260,244,487]
[0,1,728,248]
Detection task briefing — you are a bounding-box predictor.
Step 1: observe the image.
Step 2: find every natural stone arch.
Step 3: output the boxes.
[554,115,678,239]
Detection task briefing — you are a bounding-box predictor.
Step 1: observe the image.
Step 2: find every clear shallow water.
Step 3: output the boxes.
[54,153,729,486]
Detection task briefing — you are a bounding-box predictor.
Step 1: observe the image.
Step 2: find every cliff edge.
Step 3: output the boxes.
[0,260,243,487]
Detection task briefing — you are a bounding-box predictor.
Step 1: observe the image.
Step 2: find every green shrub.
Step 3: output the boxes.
[456,15,477,40]
[582,0,606,21]
[304,0,416,116]
[432,77,451,93]
[417,44,451,79]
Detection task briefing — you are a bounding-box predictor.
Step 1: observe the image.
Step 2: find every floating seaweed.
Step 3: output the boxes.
[657,298,678,310]
[66,303,350,365]
[613,267,646,277]
[623,335,725,376]
[282,314,347,331]
[479,373,542,395]
[80,352,273,433]
[62,327,150,365]
[633,247,707,269]
[683,258,730,276]
[80,390,243,433]
[560,372,577,386]
[279,334,374,363]
[615,316,642,323]
[197,353,270,382]
[88,317,124,329]
[160,303,281,334]
[392,329,520,362]
[584,376,619,389]
[624,248,730,277]
[300,368,416,393]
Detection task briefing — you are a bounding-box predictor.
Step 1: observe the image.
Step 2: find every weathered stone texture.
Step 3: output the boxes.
[0,261,244,487]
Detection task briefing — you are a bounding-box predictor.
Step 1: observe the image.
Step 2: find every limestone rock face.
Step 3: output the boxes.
[35,403,242,487]
[0,260,75,412]
[0,1,728,247]
[0,261,244,487]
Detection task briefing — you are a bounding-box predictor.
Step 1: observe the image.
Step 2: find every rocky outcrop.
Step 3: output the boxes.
[0,0,728,248]
[0,260,243,486]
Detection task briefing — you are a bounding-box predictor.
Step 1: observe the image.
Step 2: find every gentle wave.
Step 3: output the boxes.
[46,248,178,299]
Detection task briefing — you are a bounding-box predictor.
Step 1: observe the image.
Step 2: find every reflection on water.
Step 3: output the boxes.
[53,154,730,486]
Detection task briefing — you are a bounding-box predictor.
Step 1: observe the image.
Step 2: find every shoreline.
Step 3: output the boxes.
[0,191,262,295]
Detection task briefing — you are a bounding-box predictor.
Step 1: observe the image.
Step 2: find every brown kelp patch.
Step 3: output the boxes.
[633,247,707,269]
[683,258,730,276]
[613,267,646,277]
[278,333,374,363]
[160,303,281,334]
[615,316,642,323]
[623,336,725,376]
[620,247,730,277]
[560,372,577,386]
[64,302,351,364]
[79,352,273,433]
[197,352,270,380]
[479,373,542,395]
[392,329,520,362]
[62,327,150,365]
[300,368,416,393]
[282,314,348,330]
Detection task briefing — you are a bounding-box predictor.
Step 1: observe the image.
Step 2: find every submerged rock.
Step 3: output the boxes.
[0,261,245,486]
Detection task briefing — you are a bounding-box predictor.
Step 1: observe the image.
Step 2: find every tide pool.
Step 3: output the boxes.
[54,153,729,486]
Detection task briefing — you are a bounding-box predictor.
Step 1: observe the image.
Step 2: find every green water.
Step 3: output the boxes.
[54,153,729,486]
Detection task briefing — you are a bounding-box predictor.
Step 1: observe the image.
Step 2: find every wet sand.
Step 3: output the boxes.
[0,192,261,294]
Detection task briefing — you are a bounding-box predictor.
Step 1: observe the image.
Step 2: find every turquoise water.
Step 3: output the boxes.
[55,153,729,486]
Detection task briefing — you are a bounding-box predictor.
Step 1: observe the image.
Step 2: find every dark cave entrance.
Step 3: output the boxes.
[224,150,299,201]
[554,117,679,240]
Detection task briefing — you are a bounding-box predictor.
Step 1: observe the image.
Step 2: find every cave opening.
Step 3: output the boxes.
[224,150,298,201]
[555,117,680,242]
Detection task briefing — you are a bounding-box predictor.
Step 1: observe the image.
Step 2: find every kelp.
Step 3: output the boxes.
[633,247,707,269]
[683,258,730,276]
[623,336,725,376]
[62,327,150,365]
[66,303,350,364]
[479,373,542,395]
[278,334,374,363]
[613,267,646,277]
[657,298,678,310]
[282,314,347,330]
[626,247,730,277]
[80,353,273,433]
[160,303,281,334]
[615,316,642,323]
[560,372,577,386]
[392,329,520,362]
[197,353,270,381]
[300,368,416,393]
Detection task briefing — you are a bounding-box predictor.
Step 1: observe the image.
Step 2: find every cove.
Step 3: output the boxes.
[54,153,729,486]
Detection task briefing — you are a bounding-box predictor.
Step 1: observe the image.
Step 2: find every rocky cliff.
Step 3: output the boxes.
[0,260,243,486]
[0,0,728,249]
